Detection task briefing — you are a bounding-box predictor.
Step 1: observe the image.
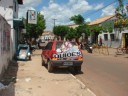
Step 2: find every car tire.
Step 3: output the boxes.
[29,56,31,60]
[74,66,81,73]
[48,61,53,72]
[42,59,45,66]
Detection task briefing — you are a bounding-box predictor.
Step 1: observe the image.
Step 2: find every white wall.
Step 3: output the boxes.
[0,0,20,58]
[0,15,11,76]
[99,28,128,48]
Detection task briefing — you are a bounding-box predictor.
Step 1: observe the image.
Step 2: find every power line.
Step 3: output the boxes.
[84,0,118,18]
[52,18,57,27]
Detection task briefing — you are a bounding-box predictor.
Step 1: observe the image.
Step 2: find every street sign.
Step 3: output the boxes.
[27,10,37,24]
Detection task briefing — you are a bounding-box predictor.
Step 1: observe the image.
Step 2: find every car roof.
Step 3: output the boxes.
[48,40,77,44]
[48,40,63,43]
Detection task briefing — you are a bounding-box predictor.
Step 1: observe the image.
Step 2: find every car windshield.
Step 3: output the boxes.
[56,41,78,49]
[56,41,78,51]
[56,42,63,49]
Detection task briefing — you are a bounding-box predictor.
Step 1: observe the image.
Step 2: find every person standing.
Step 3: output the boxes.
[99,36,102,46]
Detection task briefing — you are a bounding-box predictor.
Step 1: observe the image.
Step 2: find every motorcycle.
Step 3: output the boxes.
[84,43,92,53]
[80,43,92,53]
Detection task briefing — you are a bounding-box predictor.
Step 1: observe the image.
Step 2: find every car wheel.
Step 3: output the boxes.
[29,56,31,60]
[74,66,81,73]
[48,61,53,72]
[42,58,45,66]
[89,48,92,53]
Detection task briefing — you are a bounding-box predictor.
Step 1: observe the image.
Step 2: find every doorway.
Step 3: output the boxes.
[125,33,128,48]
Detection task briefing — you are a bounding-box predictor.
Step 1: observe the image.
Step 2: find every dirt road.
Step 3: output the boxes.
[14,50,95,96]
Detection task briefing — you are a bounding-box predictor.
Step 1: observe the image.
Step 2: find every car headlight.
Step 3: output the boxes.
[28,53,31,56]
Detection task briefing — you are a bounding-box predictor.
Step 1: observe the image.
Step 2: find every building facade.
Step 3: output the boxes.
[0,15,11,78]
[89,15,128,48]
[0,0,23,59]
[0,0,23,77]
[40,31,55,42]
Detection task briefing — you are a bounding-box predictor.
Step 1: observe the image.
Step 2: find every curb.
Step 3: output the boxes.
[70,74,96,96]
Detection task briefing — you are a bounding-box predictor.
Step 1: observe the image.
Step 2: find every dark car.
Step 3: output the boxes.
[41,40,83,73]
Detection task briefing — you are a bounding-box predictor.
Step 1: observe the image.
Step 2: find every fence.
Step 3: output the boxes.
[92,44,109,55]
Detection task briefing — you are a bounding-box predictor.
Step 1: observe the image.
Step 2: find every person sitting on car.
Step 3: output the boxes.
[61,41,72,52]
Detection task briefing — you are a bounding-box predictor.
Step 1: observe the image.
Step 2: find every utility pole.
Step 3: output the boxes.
[52,18,57,40]
[52,18,57,27]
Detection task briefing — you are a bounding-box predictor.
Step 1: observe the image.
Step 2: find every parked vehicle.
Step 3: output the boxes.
[31,44,38,50]
[84,43,92,53]
[80,43,92,53]
[16,44,31,61]
[41,40,83,73]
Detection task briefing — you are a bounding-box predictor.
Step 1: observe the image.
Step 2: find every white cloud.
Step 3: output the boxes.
[40,0,95,30]
[19,0,106,31]
[94,3,104,10]
[71,0,92,13]
[68,0,77,5]
[22,0,42,7]
[85,18,91,22]
[101,5,115,17]
[18,0,42,18]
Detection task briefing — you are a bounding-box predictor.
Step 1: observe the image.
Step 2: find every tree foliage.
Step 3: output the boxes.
[65,28,77,40]
[115,0,126,19]
[70,14,85,25]
[76,24,91,38]
[69,14,92,41]
[53,14,114,42]
[26,12,46,39]
[115,0,127,29]
[90,25,102,33]
[114,0,127,41]
[53,25,69,40]
[102,22,113,33]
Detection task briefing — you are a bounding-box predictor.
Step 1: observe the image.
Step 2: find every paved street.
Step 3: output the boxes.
[76,49,128,96]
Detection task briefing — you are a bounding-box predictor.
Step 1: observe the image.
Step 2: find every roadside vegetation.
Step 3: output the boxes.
[23,12,46,39]
[22,0,128,43]
[53,14,114,44]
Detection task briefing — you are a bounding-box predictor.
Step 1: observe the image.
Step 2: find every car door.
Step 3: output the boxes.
[43,42,53,59]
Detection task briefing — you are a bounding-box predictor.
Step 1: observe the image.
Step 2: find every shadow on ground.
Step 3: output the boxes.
[43,65,83,75]
[0,60,19,96]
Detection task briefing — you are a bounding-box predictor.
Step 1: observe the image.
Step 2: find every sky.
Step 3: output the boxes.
[19,0,128,31]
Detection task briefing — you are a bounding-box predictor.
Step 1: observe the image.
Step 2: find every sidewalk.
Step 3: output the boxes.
[89,47,128,58]
[13,50,96,96]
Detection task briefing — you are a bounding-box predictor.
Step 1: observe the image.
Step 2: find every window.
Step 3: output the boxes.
[104,34,108,41]
[110,34,115,41]
[45,42,53,50]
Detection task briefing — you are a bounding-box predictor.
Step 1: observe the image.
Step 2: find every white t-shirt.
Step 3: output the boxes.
[61,41,72,52]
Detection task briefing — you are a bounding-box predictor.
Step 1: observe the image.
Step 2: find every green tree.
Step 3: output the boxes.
[102,22,113,33]
[115,0,127,40]
[76,24,91,41]
[70,14,84,25]
[70,14,92,43]
[53,25,69,40]
[90,25,102,33]
[115,0,126,19]
[26,12,46,39]
[89,25,103,43]
[65,28,77,40]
